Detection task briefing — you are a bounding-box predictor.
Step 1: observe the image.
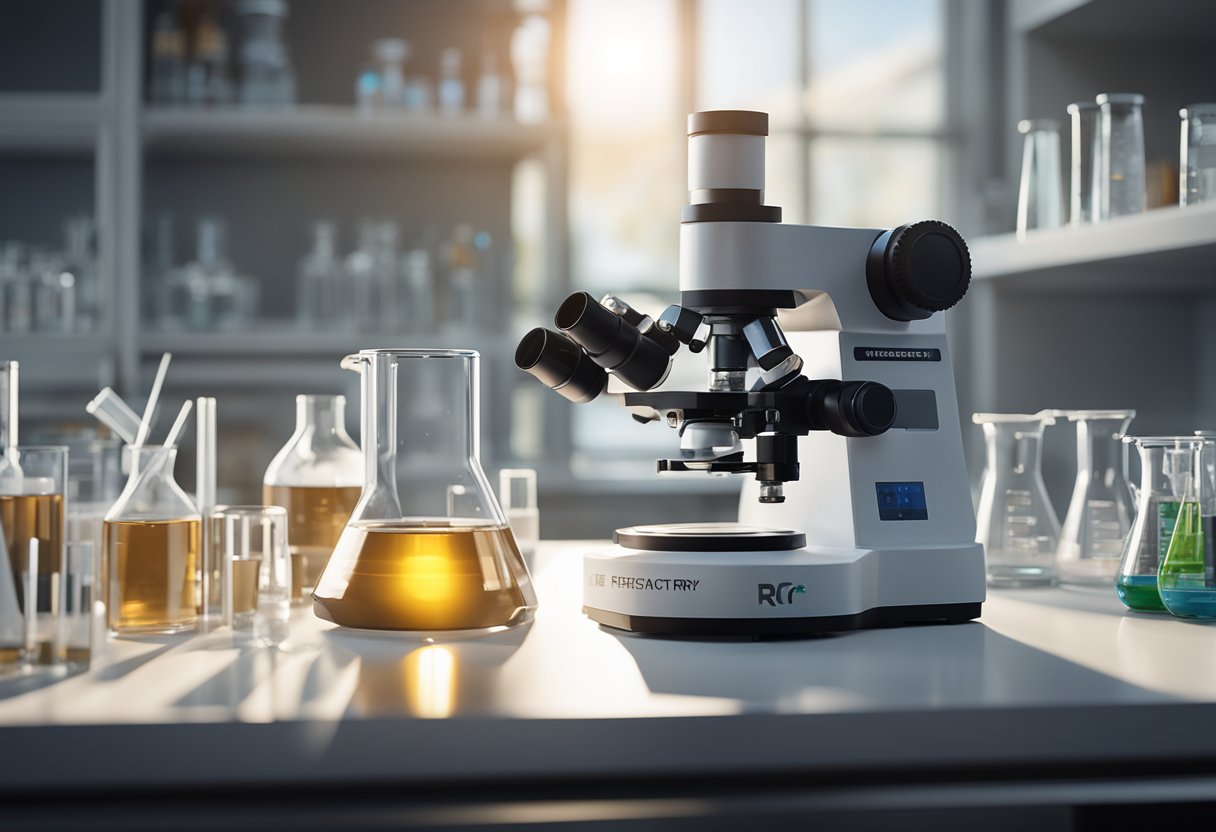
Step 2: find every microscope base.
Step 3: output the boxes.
[582,542,986,637]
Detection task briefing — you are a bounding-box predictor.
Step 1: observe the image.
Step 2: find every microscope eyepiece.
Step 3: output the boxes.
[515,327,608,404]
[555,292,672,392]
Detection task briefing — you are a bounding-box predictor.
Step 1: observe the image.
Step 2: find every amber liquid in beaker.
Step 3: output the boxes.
[313,523,534,631]
[0,493,64,615]
[263,484,361,601]
[105,518,200,634]
[231,557,261,622]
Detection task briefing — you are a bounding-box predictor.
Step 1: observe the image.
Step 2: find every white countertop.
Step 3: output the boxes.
[2,540,1215,792]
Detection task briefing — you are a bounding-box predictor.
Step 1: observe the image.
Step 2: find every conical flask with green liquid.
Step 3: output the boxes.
[1159,437,1216,619]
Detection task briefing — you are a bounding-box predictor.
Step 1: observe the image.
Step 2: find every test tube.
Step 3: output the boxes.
[0,361,18,455]
[196,397,219,623]
[86,387,142,445]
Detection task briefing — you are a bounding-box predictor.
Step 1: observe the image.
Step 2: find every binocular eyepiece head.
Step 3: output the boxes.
[516,292,675,403]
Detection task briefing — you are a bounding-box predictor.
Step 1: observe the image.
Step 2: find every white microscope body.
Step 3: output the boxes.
[519,110,985,635]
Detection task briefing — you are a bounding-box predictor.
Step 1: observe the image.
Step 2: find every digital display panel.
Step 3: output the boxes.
[875,482,928,521]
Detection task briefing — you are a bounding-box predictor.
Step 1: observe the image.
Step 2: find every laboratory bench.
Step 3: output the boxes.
[2,541,1216,829]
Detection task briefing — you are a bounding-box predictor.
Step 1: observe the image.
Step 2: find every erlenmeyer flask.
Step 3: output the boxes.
[1116,436,1189,612]
[973,412,1060,586]
[314,349,536,632]
[1159,437,1216,619]
[1057,410,1136,585]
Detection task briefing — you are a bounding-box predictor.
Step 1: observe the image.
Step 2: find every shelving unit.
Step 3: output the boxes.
[0,93,103,154]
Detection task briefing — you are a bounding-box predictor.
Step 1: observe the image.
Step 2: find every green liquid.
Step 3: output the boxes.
[1115,574,1166,612]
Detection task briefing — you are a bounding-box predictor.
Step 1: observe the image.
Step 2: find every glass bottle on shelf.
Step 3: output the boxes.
[296,220,340,327]
[511,13,550,123]
[1096,93,1147,219]
[1116,436,1189,612]
[372,39,409,110]
[477,50,504,118]
[104,445,200,635]
[236,0,296,108]
[1056,410,1136,586]
[1016,119,1063,237]
[315,349,536,632]
[973,412,1060,587]
[149,8,187,105]
[438,48,465,116]
[263,395,362,603]
[1159,437,1216,619]
[1180,104,1216,206]
[1067,101,1099,225]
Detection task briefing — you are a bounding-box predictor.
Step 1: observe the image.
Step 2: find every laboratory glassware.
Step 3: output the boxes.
[345,221,378,330]
[237,0,296,107]
[62,541,99,668]
[1067,101,1100,225]
[499,469,539,568]
[185,12,233,107]
[372,39,409,110]
[477,51,505,118]
[1116,436,1189,612]
[511,13,550,123]
[0,361,17,479]
[314,349,537,632]
[1180,104,1216,206]
[973,412,1060,586]
[1096,93,1147,219]
[212,505,291,641]
[104,445,200,634]
[438,48,465,116]
[196,397,219,623]
[1057,410,1136,585]
[0,446,68,668]
[446,224,478,328]
[374,222,400,331]
[296,220,341,327]
[1016,119,1064,237]
[263,394,362,603]
[164,218,257,331]
[149,8,187,105]
[1159,437,1216,619]
[400,242,436,334]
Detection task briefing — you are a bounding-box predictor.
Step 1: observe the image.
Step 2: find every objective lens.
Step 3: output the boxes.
[515,328,608,404]
[555,292,672,392]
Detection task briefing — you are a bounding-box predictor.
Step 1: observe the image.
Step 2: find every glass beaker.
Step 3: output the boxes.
[263,394,362,603]
[1067,101,1100,225]
[1057,410,1136,585]
[1159,437,1216,619]
[212,505,291,642]
[1116,436,1190,612]
[1016,119,1064,236]
[973,412,1060,586]
[1096,93,1147,219]
[104,445,200,635]
[0,446,68,669]
[1180,104,1216,206]
[314,349,536,632]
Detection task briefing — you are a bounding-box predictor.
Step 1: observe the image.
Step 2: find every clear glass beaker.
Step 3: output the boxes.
[1159,437,1216,619]
[1096,93,1147,219]
[314,349,537,632]
[1116,436,1190,612]
[263,394,362,603]
[1057,410,1136,585]
[212,505,291,642]
[104,445,200,635]
[973,412,1060,586]
[0,446,68,669]
[1017,119,1064,236]
[1180,104,1216,206]
[1067,101,1100,225]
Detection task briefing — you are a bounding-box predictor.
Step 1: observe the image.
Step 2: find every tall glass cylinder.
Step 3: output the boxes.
[1057,410,1136,585]
[263,394,362,602]
[973,412,1060,586]
[1067,101,1100,225]
[315,349,536,632]
[1016,119,1064,236]
[1180,104,1216,206]
[1096,93,1147,219]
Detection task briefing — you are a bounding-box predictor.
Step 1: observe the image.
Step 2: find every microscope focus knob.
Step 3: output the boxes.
[866,220,971,322]
[809,380,897,437]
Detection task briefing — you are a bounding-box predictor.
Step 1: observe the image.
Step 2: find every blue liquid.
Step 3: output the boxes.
[1160,587,1216,620]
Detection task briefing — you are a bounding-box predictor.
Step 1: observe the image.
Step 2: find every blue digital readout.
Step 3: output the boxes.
[875,482,928,521]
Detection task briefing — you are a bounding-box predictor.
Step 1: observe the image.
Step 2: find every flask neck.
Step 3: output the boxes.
[296,395,352,443]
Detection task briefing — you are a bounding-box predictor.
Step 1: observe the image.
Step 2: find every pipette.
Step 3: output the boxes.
[196,397,217,627]
[85,387,141,444]
[163,399,193,450]
[134,352,173,448]
[0,361,21,483]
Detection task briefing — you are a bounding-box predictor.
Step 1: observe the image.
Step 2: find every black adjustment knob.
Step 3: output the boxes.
[866,220,971,322]
[822,381,896,438]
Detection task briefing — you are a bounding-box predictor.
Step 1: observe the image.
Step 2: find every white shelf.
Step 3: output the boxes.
[141,106,559,160]
[0,93,102,154]
[138,328,502,358]
[970,202,1216,291]
[1011,0,1216,40]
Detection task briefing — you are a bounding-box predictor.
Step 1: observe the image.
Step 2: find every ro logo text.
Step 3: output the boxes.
[758,582,806,606]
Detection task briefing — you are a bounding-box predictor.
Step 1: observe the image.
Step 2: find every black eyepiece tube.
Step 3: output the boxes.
[555,292,672,391]
[515,327,608,404]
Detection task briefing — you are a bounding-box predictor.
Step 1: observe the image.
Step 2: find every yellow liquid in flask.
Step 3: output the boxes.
[313,522,535,631]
